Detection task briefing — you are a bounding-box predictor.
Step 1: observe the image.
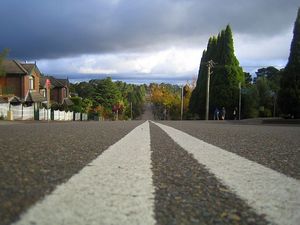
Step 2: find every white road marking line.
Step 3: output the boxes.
[14,121,155,225]
[153,121,300,225]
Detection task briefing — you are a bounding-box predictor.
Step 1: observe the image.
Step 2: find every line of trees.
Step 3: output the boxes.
[70,77,146,120]
[150,82,193,120]
[189,8,300,119]
[242,67,282,118]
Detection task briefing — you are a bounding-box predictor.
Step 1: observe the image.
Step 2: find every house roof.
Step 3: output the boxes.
[57,78,69,86]
[0,96,8,103]
[10,96,22,104]
[25,91,46,103]
[1,60,40,75]
[63,98,74,106]
[21,63,38,74]
[40,75,69,88]
[0,96,22,104]
[1,60,27,74]
[49,77,65,88]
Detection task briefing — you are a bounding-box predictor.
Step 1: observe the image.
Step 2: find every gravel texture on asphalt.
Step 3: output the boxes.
[150,122,269,225]
[159,121,300,180]
[0,121,143,225]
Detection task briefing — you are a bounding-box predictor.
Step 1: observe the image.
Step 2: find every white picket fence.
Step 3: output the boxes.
[11,105,34,120]
[39,108,51,120]
[0,104,88,121]
[74,112,81,121]
[82,113,88,121]
[53,110,73,121]
[52,111,87,121]
[0,103,9,118]
[0,104,34,120]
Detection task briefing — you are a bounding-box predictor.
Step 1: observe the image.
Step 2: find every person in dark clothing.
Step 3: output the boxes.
[233,107,238,120]
[214,108,220,120]
[220,107,226,120]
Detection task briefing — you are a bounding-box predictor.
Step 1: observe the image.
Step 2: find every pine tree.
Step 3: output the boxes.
[91,77,122,110]
[278,8,300,118]
[189,25,244,119]
[189,50,206,114]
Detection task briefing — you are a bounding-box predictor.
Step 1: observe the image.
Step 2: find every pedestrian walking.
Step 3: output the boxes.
[233,107,237,120]
[220,107,226,120]
[214,107,219,120]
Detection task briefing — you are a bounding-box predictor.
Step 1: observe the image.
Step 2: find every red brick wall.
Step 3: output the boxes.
[21,69,40,97]
[23,76,29,97]
[50,87,67,104]
[60,88,63,103]
[32,70,40,92]
[50,88,60,103]
[0,66,41,99]
[61,88,67,102]
[0,77,5,95]
[0,75,22,97]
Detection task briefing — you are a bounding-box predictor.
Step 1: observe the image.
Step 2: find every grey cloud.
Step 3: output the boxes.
[56,73,192,85]
[0,0,298,60]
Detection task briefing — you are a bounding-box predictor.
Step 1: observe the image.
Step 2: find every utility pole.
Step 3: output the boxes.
[205,60,215,120]
[46,78,51,122]
[130,102,133,120]
[238,82,241,120]
[180,85,184,120]
[272,92,276,117]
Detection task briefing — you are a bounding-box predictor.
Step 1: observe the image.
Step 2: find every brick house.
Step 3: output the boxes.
[40,75,72,106]
[0,60,46,104]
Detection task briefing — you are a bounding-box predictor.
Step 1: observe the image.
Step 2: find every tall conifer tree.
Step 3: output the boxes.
[189,25,244,118]
[278,8,300,118]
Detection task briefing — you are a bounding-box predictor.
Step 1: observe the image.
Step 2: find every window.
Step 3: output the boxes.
[29,76,34,90]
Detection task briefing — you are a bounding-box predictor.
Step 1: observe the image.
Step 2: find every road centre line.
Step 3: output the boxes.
[14,121,155,225]
[153,121,300,225]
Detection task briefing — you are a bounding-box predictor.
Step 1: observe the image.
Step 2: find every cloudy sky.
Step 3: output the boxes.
[0,0,299,83]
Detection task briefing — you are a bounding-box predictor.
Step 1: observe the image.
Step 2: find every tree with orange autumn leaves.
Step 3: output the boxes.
[150,82,194,120]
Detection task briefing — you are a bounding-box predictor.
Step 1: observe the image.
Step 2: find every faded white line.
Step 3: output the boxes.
[14,121,155,225]
[153,121,300,225]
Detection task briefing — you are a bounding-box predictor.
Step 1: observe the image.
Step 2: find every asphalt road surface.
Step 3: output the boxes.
[0,120,299,225]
